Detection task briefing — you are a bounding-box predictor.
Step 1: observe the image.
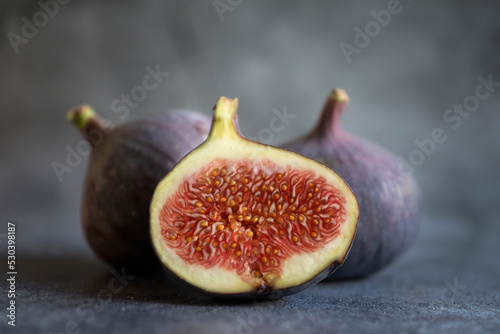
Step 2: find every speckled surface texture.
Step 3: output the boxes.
[3,213,499,334]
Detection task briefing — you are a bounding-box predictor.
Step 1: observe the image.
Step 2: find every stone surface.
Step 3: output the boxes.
[2,214,499,334]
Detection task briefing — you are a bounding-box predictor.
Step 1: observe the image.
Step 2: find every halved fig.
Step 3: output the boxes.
[150,97,359,298]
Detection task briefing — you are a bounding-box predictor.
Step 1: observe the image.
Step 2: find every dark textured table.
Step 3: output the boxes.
[4,214,500,334]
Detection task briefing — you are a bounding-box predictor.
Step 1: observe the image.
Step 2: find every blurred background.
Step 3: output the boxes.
[1,0,499,332]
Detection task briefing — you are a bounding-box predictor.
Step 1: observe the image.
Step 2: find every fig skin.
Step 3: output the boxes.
[68,105,211,273]
[281,90,420,279]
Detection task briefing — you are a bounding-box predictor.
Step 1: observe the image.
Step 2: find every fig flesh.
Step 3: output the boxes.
[150,97,359,298]
[281,90,420,279]
[68,105,211,272]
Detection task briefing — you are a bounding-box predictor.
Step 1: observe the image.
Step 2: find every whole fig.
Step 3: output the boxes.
[67,105,211,272]
[281,90,420,279]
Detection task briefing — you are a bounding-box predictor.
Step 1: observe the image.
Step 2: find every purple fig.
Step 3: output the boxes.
[281,90,420,279]
[67,105,211,273]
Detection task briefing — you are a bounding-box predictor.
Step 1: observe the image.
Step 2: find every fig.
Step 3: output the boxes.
[281,89,420,279]
[67,105,211,272]
[150,97,359,298]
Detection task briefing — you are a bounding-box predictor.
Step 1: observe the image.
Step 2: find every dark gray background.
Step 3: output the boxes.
[1,1,499,333]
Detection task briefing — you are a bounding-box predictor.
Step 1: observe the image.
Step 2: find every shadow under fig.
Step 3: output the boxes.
[10,253,352,307]
[9,254,215,305]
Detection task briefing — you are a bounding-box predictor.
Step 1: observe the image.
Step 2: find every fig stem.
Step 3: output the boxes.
[208,97,241,140]
[67,104,98,129]
[67,104,111,145]
[314,89,350,138]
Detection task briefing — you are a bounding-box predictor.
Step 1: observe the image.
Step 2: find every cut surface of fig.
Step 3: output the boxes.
[150,97,358,297]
